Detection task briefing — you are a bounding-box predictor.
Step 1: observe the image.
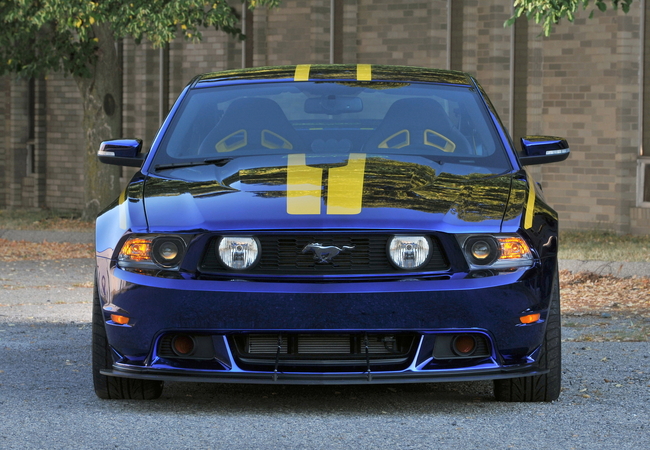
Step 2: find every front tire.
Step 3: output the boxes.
[493,272,561,402]
[92,273,164,400]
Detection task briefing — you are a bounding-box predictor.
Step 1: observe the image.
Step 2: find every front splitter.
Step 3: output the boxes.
[101,366,546,386]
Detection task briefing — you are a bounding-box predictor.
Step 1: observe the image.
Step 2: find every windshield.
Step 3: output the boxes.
[152,81,511,173]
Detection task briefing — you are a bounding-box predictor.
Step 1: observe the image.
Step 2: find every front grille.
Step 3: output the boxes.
[242,334,403,356]
[199,234,448,276]
[231,333,417,371]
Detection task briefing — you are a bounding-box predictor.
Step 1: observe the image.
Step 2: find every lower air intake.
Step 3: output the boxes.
[231,333,417,371]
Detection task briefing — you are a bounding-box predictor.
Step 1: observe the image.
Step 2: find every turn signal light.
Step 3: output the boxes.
[520,313,541,324]
[111,314,130,325]
[498,237,532,260]
[119,238,152,262]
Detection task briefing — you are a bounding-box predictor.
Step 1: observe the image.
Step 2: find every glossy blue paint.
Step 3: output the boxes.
[97,256,553,377]
[140,172,513,235]
[95,65,565,389]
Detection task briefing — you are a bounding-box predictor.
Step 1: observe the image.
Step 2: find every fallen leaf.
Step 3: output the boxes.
[560,270,650,315]
[0,239,93,262]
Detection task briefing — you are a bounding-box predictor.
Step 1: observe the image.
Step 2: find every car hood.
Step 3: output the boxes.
[142,153,519,233]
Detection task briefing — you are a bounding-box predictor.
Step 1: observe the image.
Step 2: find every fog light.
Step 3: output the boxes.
[172,335,196,356]
[217,237,260,270]
[452,335,476,356]
[387,235,431,269]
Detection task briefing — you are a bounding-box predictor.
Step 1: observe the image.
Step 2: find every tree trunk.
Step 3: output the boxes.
[75,23,123,221]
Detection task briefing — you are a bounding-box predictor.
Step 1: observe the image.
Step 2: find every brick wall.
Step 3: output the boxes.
[5,79,29,209]
[123,42,164,152]
[355,0,447,66]
[470,1,512,123]
[0,76,7,208]
[263,0,330,65]
[1,0,648,235]
[43,74,85,211]
[533,5,642,233]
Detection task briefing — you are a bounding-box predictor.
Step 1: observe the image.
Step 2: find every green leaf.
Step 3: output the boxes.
[504,17,517,28]
[506,0,636,36]
[0,0,279,78]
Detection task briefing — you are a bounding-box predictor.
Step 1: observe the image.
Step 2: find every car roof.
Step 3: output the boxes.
[192,64,475,88]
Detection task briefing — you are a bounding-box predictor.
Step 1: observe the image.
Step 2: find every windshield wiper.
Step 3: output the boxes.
[154,157,233,171]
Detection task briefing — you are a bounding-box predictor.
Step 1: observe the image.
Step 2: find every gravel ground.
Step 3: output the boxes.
[0,229,93,244]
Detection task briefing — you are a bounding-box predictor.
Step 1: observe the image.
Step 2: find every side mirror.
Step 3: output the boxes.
[98,139,145,167]
[518,136,570,166]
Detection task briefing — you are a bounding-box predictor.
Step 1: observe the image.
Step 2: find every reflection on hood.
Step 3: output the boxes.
[144,153,517,229]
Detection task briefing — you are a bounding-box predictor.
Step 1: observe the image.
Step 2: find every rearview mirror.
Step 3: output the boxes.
[304,95,363,115]
[519,136,570,166]
[98,139,146,167]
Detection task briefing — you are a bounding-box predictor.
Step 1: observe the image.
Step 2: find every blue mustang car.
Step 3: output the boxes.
[93,64,569,401]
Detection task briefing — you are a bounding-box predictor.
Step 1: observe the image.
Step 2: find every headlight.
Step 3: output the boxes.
[152,237,186,268]
[217,237,260,270]
[387,235,431,270]
[458,234,533,269]
[118,235,187,270]
[464,236,499,266]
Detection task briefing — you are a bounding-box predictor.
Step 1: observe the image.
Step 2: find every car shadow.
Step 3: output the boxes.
[126,380,496,414]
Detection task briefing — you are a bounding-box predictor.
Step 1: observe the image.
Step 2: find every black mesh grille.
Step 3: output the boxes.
[199,234,448,276]
[230,333,417,371]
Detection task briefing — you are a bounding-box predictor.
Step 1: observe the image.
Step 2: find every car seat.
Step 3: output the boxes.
[198,97,303,154]
[363,97,471,154]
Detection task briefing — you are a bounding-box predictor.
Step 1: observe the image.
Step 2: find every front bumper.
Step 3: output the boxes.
[97,263,554,384]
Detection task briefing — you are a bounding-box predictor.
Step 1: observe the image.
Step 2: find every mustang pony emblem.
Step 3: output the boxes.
[302,243,355,264]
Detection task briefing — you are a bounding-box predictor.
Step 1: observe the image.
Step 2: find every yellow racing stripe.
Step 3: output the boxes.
[357,64,372,81]
[327,153,367,215]
[524,178,536,230]
[294,64,311,81]
[287,154,323,214]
